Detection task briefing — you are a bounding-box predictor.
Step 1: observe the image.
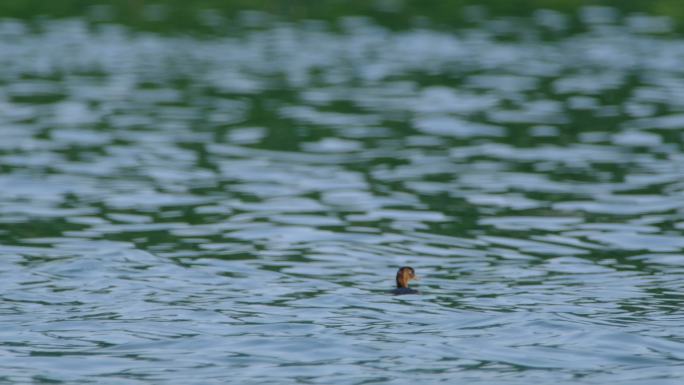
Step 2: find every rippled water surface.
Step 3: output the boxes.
[2,8,684,384]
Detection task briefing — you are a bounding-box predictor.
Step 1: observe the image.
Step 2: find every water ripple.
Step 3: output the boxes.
[2,9,684,385]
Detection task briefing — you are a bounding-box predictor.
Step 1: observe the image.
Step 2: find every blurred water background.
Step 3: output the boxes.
[2,1,684,384]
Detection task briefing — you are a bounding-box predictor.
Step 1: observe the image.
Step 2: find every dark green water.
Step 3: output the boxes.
[2,6,684,384]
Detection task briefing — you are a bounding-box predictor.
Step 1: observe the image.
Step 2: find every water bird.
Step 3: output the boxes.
[391,266,419,295]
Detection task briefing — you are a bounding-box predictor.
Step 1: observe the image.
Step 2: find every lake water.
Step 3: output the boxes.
[2,7,684,384]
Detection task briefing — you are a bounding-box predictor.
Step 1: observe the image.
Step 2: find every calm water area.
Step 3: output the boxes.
[2,6,684,384]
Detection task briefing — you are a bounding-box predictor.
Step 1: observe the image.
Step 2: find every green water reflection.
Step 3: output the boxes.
[2,0,684,33]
